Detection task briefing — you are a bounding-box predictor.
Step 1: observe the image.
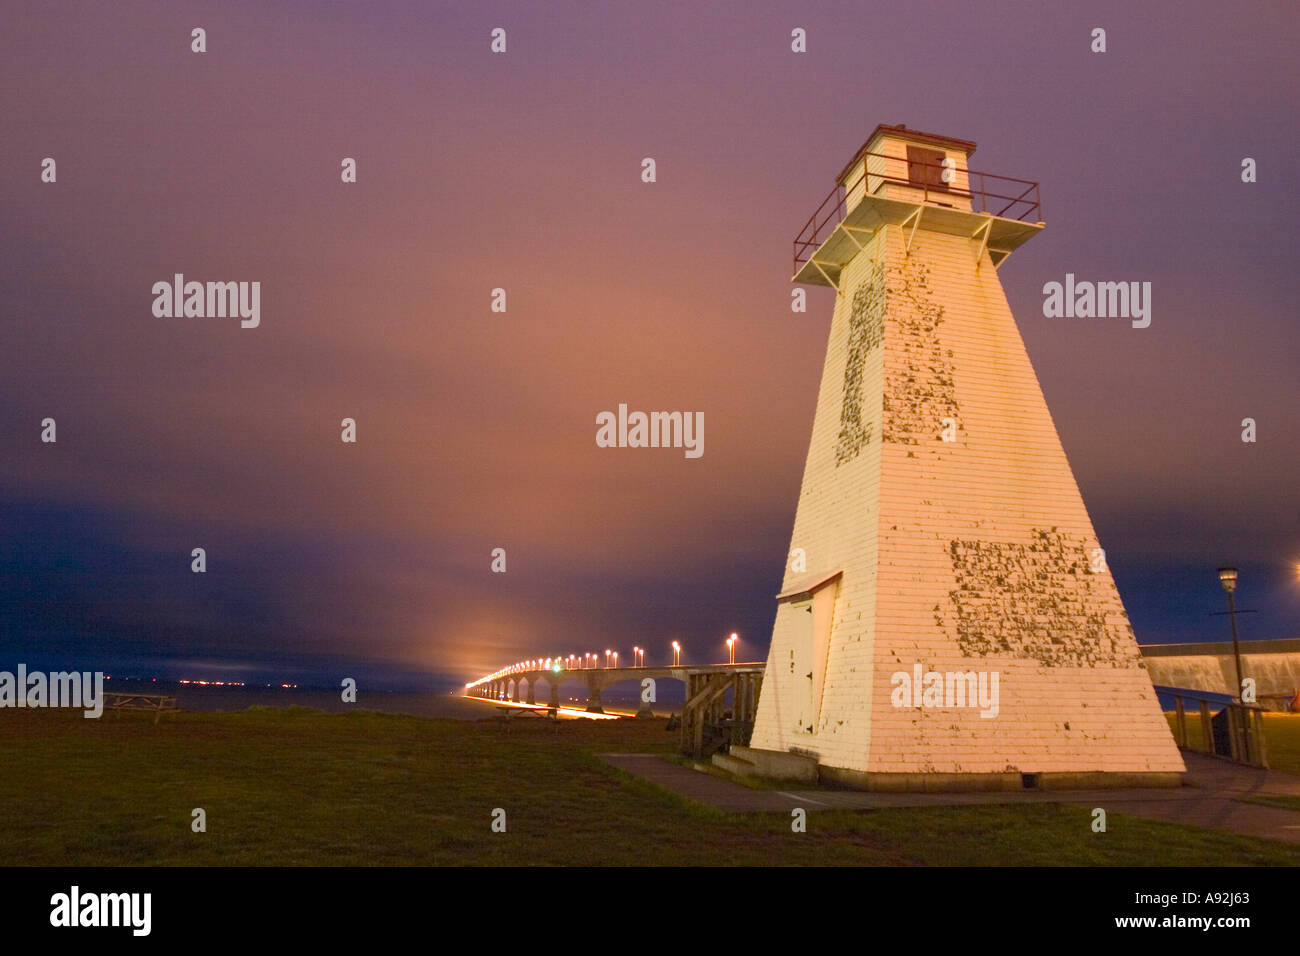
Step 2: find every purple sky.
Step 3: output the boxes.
[2,0,1298,685]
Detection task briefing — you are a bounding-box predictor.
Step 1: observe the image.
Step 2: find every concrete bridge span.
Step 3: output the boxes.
[467,663,765,717]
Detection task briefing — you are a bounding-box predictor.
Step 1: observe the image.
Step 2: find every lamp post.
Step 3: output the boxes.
[727,632,737,665]
[672,641,681,666]
[1218,565,1254,762]
[1217,567,1244,702]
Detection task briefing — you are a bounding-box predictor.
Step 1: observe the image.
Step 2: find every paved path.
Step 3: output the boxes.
[599,751,1300,845]
[601,754,803,811]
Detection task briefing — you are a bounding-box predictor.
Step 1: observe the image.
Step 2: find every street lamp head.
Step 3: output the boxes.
[1218,566,1238,594]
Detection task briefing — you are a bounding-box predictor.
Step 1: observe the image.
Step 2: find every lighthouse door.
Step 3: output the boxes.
[789,601,815,733]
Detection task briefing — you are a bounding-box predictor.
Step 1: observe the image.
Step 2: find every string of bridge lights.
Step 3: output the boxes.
[464,634,740,690]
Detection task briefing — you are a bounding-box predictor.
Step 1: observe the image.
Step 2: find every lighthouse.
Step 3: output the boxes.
[748,125,1185,790]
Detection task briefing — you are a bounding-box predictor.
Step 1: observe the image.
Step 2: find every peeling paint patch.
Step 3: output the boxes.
[834,263,885,465]
[940,528,1139,667]
[881,258,958,445]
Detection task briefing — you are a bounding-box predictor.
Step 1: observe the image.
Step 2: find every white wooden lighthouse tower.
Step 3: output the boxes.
[748,125,1185,790]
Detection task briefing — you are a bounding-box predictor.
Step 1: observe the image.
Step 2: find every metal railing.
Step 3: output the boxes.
[793,149,1042,274]
[1155,685,1269,768]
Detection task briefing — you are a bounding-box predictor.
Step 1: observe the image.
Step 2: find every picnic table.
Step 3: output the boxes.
[105,692,181,725]
[496,704,560,732]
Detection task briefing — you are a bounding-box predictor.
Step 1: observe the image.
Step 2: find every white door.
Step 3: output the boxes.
[789,601,815,734]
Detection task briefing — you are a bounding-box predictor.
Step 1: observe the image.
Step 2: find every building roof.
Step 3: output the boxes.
[835,124,979,182]
[775,568,842,601]
[1140,638,1300,656]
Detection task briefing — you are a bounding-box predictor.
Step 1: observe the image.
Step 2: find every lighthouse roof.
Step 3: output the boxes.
[835,124,978,182]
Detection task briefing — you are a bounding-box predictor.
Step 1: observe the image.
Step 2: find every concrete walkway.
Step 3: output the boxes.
[601,754,805,812]
[599,751,1300,845]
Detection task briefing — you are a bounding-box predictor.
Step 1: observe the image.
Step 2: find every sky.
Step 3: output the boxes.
[2,0,1298,688]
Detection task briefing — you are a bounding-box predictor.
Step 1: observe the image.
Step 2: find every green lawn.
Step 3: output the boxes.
[1258,714,1300,775]
[1,706,1295,866]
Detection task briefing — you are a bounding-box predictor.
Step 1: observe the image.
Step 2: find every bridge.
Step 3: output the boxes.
[465,660,765,756]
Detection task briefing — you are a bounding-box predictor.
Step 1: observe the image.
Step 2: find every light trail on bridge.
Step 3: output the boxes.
[480,699,622,720]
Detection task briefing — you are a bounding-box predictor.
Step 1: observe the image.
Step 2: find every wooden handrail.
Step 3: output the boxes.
[1154,685,1268,768]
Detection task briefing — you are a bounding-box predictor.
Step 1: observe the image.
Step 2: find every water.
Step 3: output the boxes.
[107,680,491,720]
[105,680,675,720]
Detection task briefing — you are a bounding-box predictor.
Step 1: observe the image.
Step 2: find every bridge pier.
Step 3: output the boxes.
[549,677,560,710]
[636,678,654,718]
[526,677,536,705]
[585,679,604,714]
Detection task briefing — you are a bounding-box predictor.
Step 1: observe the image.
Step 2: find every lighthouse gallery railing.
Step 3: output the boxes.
[793,150,1042,275]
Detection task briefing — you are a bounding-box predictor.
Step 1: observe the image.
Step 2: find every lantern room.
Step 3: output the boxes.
[838,124,977,214]
[792,123,1045,287]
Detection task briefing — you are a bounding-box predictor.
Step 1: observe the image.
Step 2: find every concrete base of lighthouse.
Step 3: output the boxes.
[718,747,1184,791]
[816,766,1184,793]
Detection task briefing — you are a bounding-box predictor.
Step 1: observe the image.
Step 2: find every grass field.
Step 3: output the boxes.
[2,706,1297,866]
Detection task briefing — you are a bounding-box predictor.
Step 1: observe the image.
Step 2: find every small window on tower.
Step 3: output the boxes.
[906,145,948,192]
